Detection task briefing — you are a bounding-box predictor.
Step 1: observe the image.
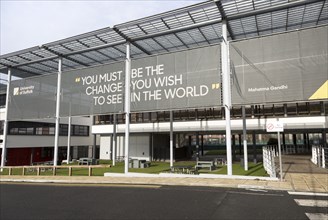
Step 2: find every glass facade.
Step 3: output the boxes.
[95,101,327,125]
[8,121,89,136]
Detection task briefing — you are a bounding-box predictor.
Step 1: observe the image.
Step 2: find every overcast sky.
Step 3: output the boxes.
[1,0,203,55]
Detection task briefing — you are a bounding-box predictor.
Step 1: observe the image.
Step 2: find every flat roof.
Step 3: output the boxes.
[0,0,327,78]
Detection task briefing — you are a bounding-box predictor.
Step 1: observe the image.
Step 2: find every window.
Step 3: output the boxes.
[0,121,4,134]
[0,94,6,107]
[8,121,89,136]
[72,125,89,136]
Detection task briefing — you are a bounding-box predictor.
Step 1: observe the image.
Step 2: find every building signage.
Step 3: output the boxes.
[266,121,284,132]
[60,45,221,117]
[13,86,35,96]
[60,61,125,117]
[8,74,58,120]
[230,26,328,105]
[130,45,221,112]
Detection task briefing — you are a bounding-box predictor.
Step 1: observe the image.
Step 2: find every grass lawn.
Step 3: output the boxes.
[0,161,268,177]
[209,162,268,176]
[205,149,263,156]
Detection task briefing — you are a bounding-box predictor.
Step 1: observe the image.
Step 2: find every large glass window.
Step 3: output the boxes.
[8,121,89,136]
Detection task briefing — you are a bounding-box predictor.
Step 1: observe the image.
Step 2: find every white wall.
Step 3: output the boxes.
[0,108,5,120]
[92,116,327,134]
[100,136,111,160]
[99,134,150,161]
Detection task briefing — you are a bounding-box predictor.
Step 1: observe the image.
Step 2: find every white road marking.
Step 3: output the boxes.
[305,213,328,220]
[288,191,328,197]
[247,188,268,192]
[294,199,328,208]
[228,191,284,197]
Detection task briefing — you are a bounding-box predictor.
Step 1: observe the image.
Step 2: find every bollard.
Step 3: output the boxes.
[69,167,72,176]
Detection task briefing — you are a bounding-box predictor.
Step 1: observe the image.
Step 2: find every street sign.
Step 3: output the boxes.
[266,121,284,132]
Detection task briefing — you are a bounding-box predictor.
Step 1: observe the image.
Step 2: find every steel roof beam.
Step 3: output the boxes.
[61,43,102,64]
[76,40,118,62]
[188,11,210,44]
[2,0,322,70]
[137,24,169,52]
[231,22,327,40]
[0,46,41,60]
[215,0,234,40]
[316,1,325,25]
[227,0,322,21]
[42,45,89,67]
[17,54,59,71]
[43,26,113,47]
[251,0,260,36]
[132,18,222,42]
[3,40,126,69]
[29,51,71,69]
[160,18,189,48]
[132,0,322,42]
[3,57,49,74]
[0,62,42,76]
[115,1,213,29]
[113,27,151,55]
[112,46,126,57]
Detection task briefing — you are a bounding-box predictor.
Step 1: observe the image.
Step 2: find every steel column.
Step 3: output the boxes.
[124,43,131,174]
[221,20,232,176]
[242,106,248,171]
[112,114,117,166]
[66,116,72,163]
[1,68,11,169]
[54,58,62,166]
[170,111,174,168]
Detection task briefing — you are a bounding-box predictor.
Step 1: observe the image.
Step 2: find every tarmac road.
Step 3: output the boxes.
[2,182,326,220]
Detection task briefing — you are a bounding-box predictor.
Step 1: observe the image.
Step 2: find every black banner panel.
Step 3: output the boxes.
[8,74,57,120]
[230,26,328,105]
[60,62,125,117]
[130,45,221,112]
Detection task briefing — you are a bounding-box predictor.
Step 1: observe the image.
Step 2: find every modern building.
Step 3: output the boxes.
[0,90,95,166]
[1,0,327,170]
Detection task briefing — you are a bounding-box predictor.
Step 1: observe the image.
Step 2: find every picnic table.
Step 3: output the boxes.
[129,159,151,168]
[78,158,97,165]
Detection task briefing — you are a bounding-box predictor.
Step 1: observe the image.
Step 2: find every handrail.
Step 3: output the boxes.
[0,165,111,177]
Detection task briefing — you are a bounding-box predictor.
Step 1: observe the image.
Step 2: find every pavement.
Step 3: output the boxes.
[1,155,327,193]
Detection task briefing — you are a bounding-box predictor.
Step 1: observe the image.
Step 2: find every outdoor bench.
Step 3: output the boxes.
[195,161,214,171]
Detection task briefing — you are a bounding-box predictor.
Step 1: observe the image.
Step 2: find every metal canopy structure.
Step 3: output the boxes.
[0,0,327,78]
